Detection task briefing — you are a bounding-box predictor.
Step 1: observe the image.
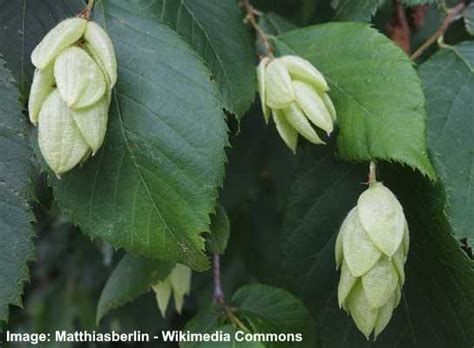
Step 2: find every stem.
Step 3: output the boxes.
[213,253,225,305]
[212,253,248,330]
[368,161,377,185]
[224,306,249,331]
[410,0,467,60]
[79,0,95,20]
[240,0,274,58]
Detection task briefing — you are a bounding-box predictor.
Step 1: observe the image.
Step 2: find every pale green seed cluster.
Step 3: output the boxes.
[257,55,336,152]
[152,264,192,317]
[29,17,117,177]
[335,182,409,339]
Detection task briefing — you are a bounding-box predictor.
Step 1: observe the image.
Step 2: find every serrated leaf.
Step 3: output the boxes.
[153,0,256,118]
[332,0,386,22]
[232,284,315,348]
[96,254,172,324]
[206,204,230,255]
[464,3,474,35]
[275,23,436,179]
[281,144,474,346]
[42,0,228,270]
[0,58,35,324]
[1,0,228,270]
[419,42,474,244]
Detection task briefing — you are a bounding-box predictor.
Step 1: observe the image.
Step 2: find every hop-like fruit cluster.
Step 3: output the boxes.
[152,264,192,317]
[335,182,409,339]
[29,17,117,177]
[257,55,336,152]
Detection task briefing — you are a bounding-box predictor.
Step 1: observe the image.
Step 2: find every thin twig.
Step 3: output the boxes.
[387,0,411,54]
[79,0,95,20]
[240,0,274,58]
[368,162,377,185]
[213,253,225,305]
[212,253,249,330]
[224,306,249,331]
[410,1,467,60]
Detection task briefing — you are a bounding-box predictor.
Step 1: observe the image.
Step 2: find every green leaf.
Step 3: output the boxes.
[182,308,266,348]
[0,58,35,324]
[275,23,436,179]
[182,284,314,348]
[332,0,386,22]
[281,144,474,346]
[43,0,228,270]
[419,43,474,244]
[206,204,230,255]
[464,3,474,36]
[0,0,84,97]
[232,284,315,348]
[259,13,297,36]
[96,254,172,324]
[154,0,256,118]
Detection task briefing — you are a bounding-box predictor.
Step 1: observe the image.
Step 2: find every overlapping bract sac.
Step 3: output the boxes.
[335,182,409,340]
[152,264,192,317]
[28,17,117,177]
[257,55,336,152]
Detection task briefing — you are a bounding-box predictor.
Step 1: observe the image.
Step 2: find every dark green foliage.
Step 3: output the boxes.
[0,1,473,347]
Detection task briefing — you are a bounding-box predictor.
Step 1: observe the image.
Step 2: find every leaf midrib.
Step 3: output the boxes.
[98,2,182,250]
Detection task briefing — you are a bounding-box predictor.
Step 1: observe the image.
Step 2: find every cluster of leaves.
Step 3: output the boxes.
[0,0,473,347]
